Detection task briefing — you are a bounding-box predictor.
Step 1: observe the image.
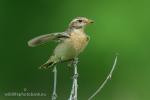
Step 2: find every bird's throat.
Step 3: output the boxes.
[68,27,84,33]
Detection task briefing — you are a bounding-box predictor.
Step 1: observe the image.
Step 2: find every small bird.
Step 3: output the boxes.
[28,17,94,69]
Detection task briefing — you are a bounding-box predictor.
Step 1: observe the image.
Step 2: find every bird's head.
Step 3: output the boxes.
[69,17,94,29]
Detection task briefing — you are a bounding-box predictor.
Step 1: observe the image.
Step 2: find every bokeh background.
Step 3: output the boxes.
[0,0,150,100]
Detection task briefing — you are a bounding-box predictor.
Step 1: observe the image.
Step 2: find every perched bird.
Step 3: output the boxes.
[28,17,94,69]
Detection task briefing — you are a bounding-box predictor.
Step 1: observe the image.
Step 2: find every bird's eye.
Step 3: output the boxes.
[78,20,82,23]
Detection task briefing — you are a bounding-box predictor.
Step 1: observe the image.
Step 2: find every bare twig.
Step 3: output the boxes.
[68,58,79,100]
[88,55,118,100]
[52,65,58,100]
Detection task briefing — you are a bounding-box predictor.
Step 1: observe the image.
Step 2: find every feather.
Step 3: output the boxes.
[27,32,70,47]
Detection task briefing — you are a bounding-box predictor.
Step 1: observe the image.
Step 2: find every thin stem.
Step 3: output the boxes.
[88,55,118,100]
[69,80,75,100]
[68,58,79,100]
[52,65,57,100]
[74,61,78,100]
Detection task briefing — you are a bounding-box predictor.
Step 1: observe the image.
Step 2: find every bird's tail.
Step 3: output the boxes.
[39,55,58,69]
[39,61,55,69]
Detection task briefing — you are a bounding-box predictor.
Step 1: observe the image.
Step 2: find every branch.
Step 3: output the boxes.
[88,55,118,100]
[52,65,58,100]
[68,58,79,100]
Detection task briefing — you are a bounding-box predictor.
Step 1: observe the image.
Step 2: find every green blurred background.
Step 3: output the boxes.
[0,0,150,100]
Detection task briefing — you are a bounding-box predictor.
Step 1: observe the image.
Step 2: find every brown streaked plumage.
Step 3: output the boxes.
[27,17,94,69]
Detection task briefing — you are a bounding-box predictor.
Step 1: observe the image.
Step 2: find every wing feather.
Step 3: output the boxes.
[28,32,69,47]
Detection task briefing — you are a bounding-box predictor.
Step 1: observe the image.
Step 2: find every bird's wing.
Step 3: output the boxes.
[28,32,70,47]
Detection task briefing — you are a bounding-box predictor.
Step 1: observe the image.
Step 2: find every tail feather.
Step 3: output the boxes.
[39,55,59,69]
[39,62,55,69]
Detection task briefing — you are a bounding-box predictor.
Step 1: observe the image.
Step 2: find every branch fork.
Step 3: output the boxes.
[50,55,118,100]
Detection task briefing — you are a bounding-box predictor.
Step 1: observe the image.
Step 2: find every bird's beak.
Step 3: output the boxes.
[88,19,94,24]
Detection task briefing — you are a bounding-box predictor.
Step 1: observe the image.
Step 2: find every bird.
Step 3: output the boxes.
[28,17,94,69]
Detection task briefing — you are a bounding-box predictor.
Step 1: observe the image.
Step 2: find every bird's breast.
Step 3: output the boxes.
[53,32,89,61]
[69,32,89,53]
